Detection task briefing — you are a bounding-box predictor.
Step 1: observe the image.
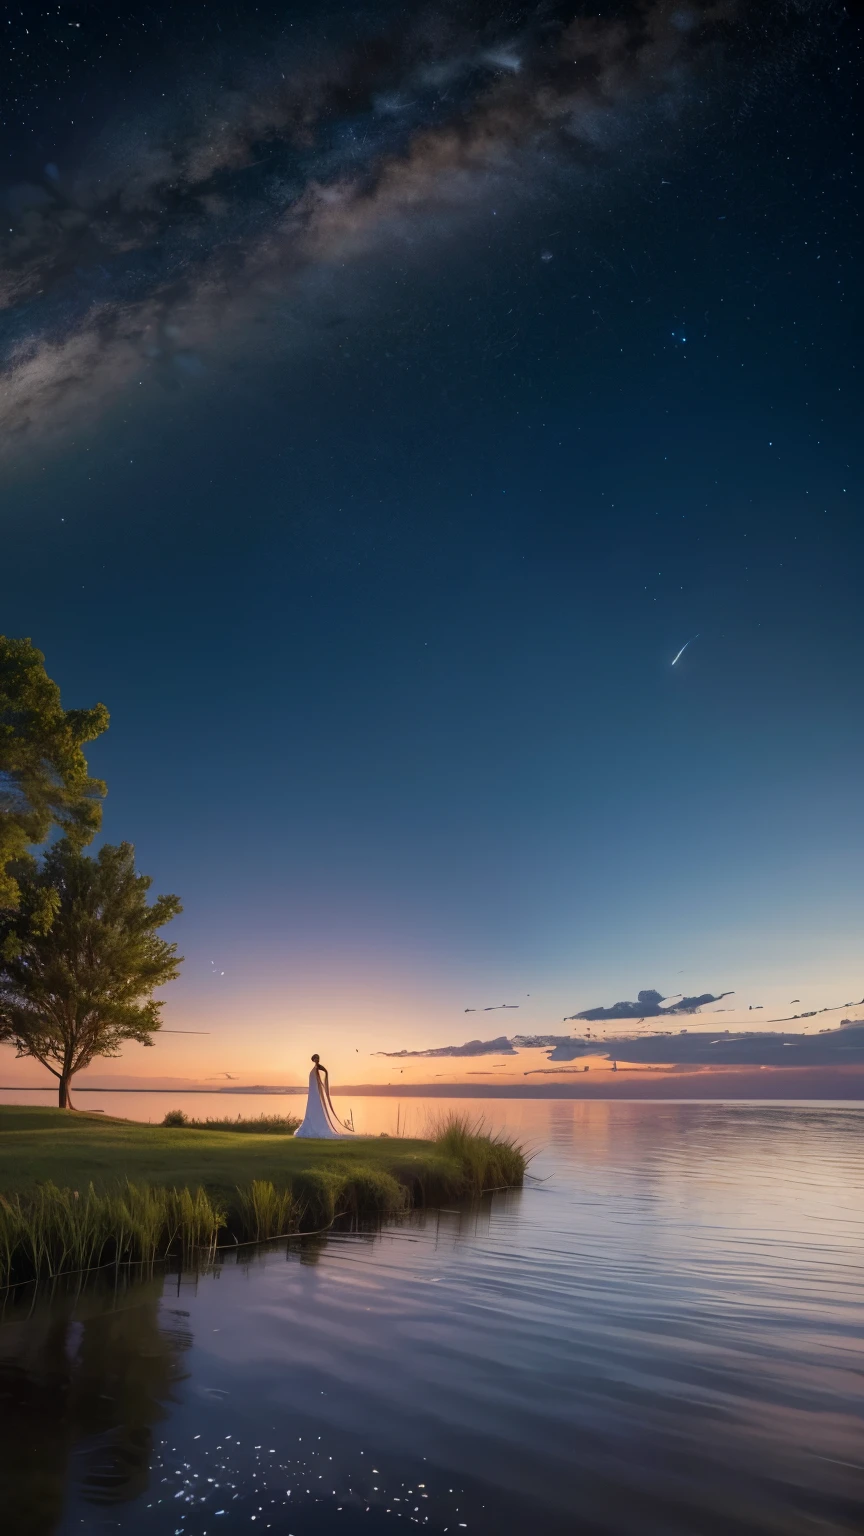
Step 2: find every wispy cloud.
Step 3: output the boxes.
[544,1020,864,1065]
[566,987,734,1021]
[374,1020,864,1068]
[377,1035,516,1057]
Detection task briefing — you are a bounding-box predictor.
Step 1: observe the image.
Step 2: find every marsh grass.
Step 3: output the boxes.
[0,1116,525,1287]
[429,1113,528,1194]
[333,1166,409,1221]
[162,1111,300,1134]
[0,1181,225,1287]
[236,1179,303,1242]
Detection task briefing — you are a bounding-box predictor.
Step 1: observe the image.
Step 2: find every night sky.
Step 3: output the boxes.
[1,2,862,1085]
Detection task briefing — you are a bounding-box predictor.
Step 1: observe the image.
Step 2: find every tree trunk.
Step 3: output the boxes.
[58,1075,74,1110]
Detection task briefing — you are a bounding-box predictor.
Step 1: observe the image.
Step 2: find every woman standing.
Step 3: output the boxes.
[294,1054,352,1138]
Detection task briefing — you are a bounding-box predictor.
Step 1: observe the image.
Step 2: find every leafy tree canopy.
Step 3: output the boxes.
[0,841,182,1108]
[0,635,109,913]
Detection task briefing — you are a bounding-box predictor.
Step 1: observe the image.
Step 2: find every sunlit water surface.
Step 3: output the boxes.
[0,1098,862,1535]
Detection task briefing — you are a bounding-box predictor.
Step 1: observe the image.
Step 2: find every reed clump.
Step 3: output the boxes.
[232,1168,408,1241]
[0,1181,225,1288]
[283,1166,409,1229]
[236,1180,303,1242]
[429,1113,527,1195]
[334,1166,410,1221]
[161,1110,300,1134]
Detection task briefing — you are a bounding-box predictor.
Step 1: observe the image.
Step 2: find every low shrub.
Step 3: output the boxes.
[334,1166,410,1222]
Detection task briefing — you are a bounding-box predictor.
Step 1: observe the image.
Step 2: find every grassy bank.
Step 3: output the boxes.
[0,1107,525,1287]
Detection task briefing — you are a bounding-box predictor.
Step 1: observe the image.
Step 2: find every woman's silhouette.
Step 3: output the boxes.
[294,1054,352,1138]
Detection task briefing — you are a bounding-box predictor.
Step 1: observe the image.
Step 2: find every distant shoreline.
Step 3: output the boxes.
[0,1085,304,1095]
[3,1066,864,1100]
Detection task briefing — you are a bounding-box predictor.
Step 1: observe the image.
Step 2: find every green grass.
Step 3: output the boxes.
[428,1112,526,1192]
[161,1110,301,1134]
[0,1107,525,1287]
[0,1181,227,1287]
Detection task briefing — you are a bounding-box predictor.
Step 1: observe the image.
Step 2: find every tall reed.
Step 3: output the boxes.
[0,1182,225,1288]
[429,1113,527,1194]
[236,1180,303,1242]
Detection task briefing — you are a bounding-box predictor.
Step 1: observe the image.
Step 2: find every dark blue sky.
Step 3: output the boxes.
[1,1,861,1075]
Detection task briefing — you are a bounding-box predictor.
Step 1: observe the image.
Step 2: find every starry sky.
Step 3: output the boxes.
[1,1,862,1088]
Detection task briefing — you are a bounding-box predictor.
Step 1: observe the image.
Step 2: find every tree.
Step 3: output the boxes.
[0,841,182,1108]
[1,635,109,915]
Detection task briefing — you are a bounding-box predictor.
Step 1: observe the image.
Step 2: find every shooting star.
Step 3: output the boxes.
[671,634,699,667]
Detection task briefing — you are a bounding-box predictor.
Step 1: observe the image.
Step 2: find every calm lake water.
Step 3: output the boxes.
[1,1099,862,1535]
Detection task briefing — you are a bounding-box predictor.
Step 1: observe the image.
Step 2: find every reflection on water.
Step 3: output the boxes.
[0,1102,862,1534]
[0,1277,190,1534]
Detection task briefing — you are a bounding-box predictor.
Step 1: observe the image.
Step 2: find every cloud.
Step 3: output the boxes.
[566,988,734,1021]
[545,1021,864,1065]
[376,1035,516,1058]
[0,0,777,451]
[511,1034,583,1048]
[373,1018,864,1067]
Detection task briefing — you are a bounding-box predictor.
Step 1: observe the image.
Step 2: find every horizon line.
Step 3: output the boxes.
[3,1070,864,1103]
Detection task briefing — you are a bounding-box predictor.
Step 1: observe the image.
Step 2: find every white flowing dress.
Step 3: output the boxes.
[294,1066,351,1139]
